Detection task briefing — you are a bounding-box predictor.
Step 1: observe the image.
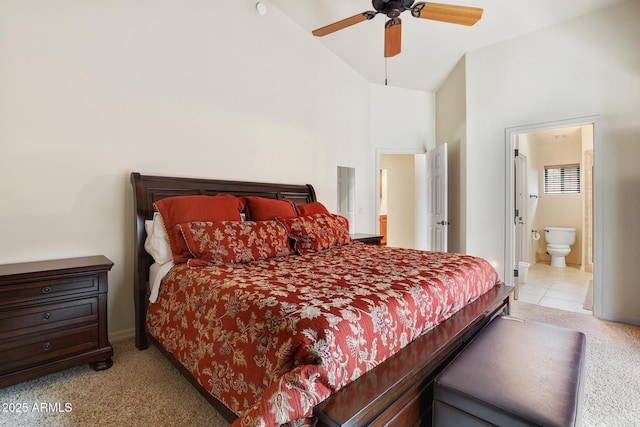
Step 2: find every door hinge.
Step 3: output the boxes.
[514,269,519,277]
[514,149,519,157]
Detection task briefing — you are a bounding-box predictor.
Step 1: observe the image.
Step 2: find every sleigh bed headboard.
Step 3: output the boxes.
[130,172,317,349]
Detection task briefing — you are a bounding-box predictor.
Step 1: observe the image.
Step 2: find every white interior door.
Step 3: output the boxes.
[426,143,448,251]
[513,147,524,298]
[517,152,529,264]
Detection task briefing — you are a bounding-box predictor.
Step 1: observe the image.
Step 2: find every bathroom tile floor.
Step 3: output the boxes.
[517,261,593,314]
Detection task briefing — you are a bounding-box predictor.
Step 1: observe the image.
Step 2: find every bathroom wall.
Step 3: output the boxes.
[531,129,583,266]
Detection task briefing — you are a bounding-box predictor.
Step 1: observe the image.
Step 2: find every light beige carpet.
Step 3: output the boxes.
[511,300,640,427]
[0,340,231,427]
[1,301,639,426]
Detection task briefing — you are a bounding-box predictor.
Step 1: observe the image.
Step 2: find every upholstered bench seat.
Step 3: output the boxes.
[433,316,586,427]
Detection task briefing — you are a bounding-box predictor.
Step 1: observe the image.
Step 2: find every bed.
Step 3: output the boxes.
[131,172,513,427]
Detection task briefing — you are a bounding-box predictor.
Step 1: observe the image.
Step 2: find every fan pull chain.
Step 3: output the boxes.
[385,58,388,86]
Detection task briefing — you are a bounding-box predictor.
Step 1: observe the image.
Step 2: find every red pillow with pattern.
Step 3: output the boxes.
[243,196,298,221]
[153,195,245,264]
[277,213,352,255]
[296,202,330,216]
[177,220,291,267]
[330,214,352,246]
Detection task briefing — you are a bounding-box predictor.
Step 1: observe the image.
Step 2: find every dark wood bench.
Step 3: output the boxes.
[433,316,586,426]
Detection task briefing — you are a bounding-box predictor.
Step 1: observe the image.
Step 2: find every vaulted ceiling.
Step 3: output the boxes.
[270,0,626,92]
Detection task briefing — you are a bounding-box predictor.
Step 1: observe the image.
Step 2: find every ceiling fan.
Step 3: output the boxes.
[312,1,483,58]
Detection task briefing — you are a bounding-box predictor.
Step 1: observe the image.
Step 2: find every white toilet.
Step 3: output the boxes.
[544,227,576,268]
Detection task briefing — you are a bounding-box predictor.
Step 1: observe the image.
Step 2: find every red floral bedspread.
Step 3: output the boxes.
[146,244,500,426]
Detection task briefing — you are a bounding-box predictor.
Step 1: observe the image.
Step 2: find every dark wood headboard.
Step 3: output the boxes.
[130,172,317,349]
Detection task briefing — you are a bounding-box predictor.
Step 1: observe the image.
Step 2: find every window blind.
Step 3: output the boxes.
[544,164,580,194]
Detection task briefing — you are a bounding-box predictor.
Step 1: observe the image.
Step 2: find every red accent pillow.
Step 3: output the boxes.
[277,213,352,255]
[153,195,244,264]
[296,202,330,216]
[177,220,291,267]
[243,196,297,221]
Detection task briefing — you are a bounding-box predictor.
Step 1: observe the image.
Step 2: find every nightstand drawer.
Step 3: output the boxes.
[0,325,99,375]
[0,297,98,340]
[0,275,100,306]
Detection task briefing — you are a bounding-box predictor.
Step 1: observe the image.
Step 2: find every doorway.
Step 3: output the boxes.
[379,153,418,249]
[377,146,448,251]
[377,149,432,250]
[505,116,601,315]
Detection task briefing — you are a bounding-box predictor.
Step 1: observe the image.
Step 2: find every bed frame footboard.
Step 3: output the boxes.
[314,283,512,427]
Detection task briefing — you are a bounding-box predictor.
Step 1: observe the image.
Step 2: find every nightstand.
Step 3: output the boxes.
[0,255,114,388]
[351,233,384,246]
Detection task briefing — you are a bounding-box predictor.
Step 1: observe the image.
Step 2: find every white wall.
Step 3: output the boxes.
[369,84,435,156]
[462,0,640,324]
[0,1,433,337]
[435,57,466,254]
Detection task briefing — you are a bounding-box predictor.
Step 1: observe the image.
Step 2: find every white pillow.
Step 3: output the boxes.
[144,212,172,265]
[144,212,174,303]
[149,261,173,303]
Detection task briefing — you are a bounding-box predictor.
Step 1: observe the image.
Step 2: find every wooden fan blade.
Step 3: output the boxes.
[312,12,371,37]
[384,19,401,58]
[414,2,483,26]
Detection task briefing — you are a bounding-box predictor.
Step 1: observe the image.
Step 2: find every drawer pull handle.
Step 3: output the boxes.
[42,342,52,351]
[43,312,51,321]
[42,286,52,294]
